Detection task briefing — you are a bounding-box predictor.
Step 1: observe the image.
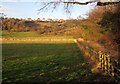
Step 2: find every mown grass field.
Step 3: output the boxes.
[2,32,95,82]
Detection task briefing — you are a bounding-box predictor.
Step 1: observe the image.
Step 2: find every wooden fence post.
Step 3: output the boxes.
[101,54,104,71]
[104,53,107,73]
[107,54,111,75]
[113,60,119,82]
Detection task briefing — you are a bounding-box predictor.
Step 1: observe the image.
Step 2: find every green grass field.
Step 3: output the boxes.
[2,32,95,82]
[2,31,41,38]
[2,31,74,38]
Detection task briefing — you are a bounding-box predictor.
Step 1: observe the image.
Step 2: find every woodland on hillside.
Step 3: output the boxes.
[2,3,120,45]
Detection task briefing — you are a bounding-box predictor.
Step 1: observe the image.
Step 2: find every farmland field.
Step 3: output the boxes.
[2,34,94,82]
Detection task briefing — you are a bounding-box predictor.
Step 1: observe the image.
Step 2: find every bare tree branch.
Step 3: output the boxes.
[37,0,120,14]
[63,1,95,5]
[37,0,95,13]
[97,1,120,6]
[37,2,54,12]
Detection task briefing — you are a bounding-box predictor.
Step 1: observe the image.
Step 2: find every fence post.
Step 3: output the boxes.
[101,54,104,71]
[113,60,119,82]
[98,51,119,82]
[104,53,108,74]
[107,54,111,75]
[99,51,102,69]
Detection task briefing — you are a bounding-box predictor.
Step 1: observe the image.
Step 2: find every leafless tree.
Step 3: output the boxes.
[37,0,120,14]
[37,0,97,14]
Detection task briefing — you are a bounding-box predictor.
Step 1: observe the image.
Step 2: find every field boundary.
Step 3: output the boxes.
[75,38,120,82]
[2,37,75,43]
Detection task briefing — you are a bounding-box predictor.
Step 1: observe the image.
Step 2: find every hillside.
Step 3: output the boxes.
[2,12,118,53]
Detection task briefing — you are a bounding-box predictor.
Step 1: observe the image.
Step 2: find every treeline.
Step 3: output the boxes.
[88,4,120,45]
[99,4,120,44]
[1,18,51,33]
[2,18,39,32]
[1,18,79,35]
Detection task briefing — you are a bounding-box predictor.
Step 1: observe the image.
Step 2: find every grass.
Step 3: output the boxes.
[2,37,75,44]
[2,31,41,38]
[2,42,93,82]
[1,31,74,38]
[2,32,95,82]
[2,31,75,44]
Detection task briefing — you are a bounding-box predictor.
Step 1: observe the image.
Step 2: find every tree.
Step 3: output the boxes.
[37,0,95,14]
[38,0,120,14]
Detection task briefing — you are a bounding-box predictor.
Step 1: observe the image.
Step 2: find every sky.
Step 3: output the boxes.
[0,0,105,20]
[1,0,119,2]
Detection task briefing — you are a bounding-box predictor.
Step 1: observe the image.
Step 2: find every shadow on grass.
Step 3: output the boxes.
[2,43,106,82]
